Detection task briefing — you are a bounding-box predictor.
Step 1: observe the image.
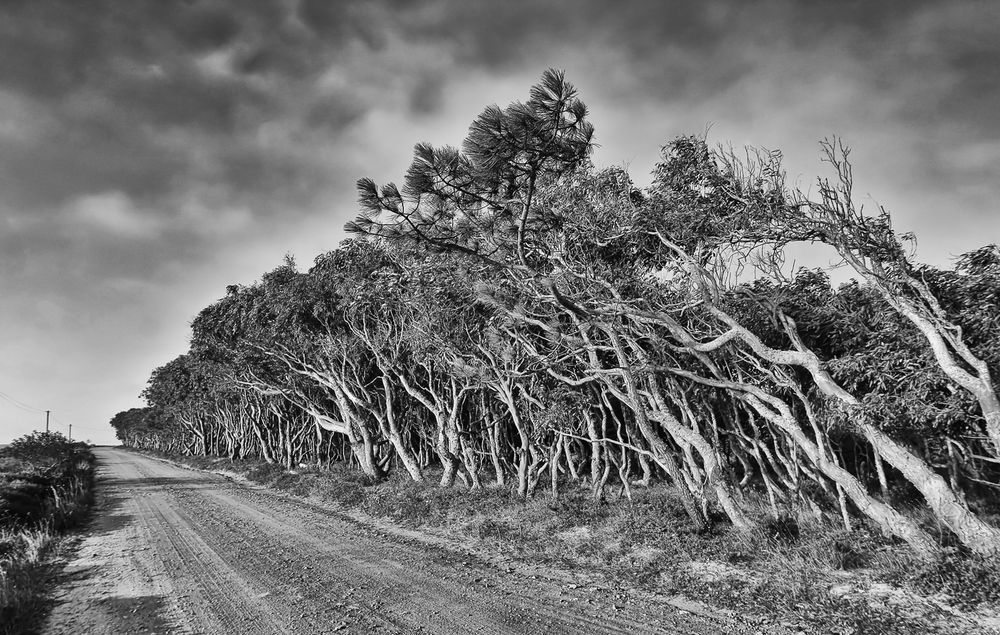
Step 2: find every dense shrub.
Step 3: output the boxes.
[1,431,96,633]
[1,432,86,473]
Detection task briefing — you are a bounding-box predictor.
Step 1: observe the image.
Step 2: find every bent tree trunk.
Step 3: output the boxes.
[817,222,1000,460]
[584,409,605,501]
[708,307,1000,558]
[803,358,1000,558]
[493,379,532,498]
[604,329,707,531]
[646,405,754,531]
[391,368,469,488]
[861,423,1000,558]
[352,420,382,480]
[305,393,379,479]
[668,364,941,558]
[888,292,1000,459]
[625,336,755,531]
[488,416,507,487]
[380,375,424,482]
[741,394,942,559]
[436,410,466,487]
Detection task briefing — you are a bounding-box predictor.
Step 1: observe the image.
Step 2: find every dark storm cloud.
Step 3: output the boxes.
[0,0,380,211]
[172,5,242,51]
[106,66,271,133]
[0,113,185,209]
[386,0,1000,139]
[408,72,446,116]
[305,94,369,134]
[297,0,390,50]
[0,1,250,99]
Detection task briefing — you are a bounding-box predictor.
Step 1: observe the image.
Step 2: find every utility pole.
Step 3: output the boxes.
[68,424,72,442]
[45,410,50,433]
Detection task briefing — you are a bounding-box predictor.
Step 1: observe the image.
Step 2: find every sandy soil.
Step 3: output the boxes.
[40,448,747,634]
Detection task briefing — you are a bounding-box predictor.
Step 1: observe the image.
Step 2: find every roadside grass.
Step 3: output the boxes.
[0,434,96,635]
[136,449,1000,634]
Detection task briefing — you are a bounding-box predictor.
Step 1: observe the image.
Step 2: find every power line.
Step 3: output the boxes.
[0,389,106,434]
[65,424,106,432]
[0,390,47,414]
[50,414,105,433]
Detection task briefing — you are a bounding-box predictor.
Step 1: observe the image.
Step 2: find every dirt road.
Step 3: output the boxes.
[42,448,735,634]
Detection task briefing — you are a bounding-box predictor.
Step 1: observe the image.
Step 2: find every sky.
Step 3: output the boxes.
[1,0,999,444]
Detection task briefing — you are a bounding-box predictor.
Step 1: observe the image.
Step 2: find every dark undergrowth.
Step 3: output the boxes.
[0,432,96,635]
[137,449,1000,635]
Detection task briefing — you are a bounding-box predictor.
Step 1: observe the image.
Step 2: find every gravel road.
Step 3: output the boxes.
[42,448,735,634]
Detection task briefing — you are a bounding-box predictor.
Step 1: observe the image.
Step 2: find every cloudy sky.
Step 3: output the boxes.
[1,0,998,444]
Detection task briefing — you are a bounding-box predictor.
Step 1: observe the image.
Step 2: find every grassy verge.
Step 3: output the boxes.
[1,433,96,634]
[138,450,1000,634]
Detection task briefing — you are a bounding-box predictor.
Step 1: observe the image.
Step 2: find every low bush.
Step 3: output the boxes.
[0,432,96,634]
[245,461,286,484]
[908,550,1000,609]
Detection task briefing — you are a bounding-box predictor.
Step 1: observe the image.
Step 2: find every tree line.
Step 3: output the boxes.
[111,70,1000,560]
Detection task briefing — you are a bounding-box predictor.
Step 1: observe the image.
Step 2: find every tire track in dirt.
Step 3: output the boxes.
[138,492,290,634]
[201,486,670,634]
[43,448,734,634]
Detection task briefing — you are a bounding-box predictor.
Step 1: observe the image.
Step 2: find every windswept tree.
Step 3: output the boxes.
[112,70,999,560]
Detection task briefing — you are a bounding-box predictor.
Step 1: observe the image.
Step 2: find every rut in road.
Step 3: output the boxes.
[42,448,733,634]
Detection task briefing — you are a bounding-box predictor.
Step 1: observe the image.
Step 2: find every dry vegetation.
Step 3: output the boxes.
[0,432,95,634]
